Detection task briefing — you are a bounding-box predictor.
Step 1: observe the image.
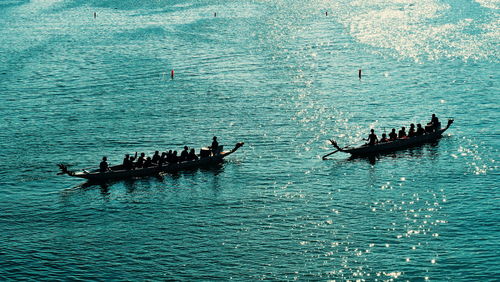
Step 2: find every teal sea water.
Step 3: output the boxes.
[1,0,498,280]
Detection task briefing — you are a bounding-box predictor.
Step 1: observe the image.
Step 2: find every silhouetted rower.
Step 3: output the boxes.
[180,146,189,162]
[159,152,167,166]
[143,157,152,168]
[188,148,199,161]
[136,153,146,168]
[367,129,378,145]
[389,128,397,141]
[416,123,425,136]
[408,124,416,138]
[166,150,173,163]
[170,151,178,164]
[398,127,407,139]
[122,154,134,170]
[152,151,161,164]
[379,133,389,143]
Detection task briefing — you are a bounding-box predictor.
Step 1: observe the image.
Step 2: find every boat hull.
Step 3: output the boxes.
[73,155,225,181]
[60,142,244,182]
[332,120,453,157]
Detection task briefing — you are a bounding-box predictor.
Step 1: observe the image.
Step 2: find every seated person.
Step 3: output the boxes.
[389,128,397,141]
[152,151,161,164]
[367,129,378,145]
[379,133,389,143]
[180,146,189,162]
[123,154,136,170]
[129,156,136,169]
[136,153,146,168]
[158,152,167,167]
[416,123,425,136]
[398,127,407,139]
[122,154,130,167]
[166,150,173,163]
[188,148,199,161]
[99,156,110,172]
[408,124,416,138]
[169,151,179,164]
[143,157,152,168]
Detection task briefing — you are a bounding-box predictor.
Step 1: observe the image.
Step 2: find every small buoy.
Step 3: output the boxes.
[170,69,174,79]
[358,69,362,79]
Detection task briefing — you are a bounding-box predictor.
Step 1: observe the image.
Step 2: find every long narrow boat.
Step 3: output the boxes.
[58,142,244,181]
[325,120,453,158]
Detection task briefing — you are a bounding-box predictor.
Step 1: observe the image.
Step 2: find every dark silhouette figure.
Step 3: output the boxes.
[152,151,161,164]
[123,154,134,170]
[143,157,152,168]
[428,114,440,132]
[170,151,178,164]
[122,154,129,166]
[416,123,425,136]
[99,157,110,172]
[389,128,397,141]
[367,129,378,145]
[188,148,199,161]
[136,153,146,168]
[166,150,173,163]
[159,152,167,166]
[211,136,219,154]
[398,127,407,139]
[408,123,416,138]
[379,133,389,143]
[128,155,136,169]
[180,146,189,162]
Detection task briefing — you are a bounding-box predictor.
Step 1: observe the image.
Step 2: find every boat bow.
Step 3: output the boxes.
[222,142,244,157]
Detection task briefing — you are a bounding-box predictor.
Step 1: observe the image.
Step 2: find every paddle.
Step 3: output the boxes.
[322,150,339,160]
[322,139,353,160]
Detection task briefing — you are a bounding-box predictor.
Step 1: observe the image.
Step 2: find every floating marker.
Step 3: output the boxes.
[171,69,174,79]
[358,69,362,79]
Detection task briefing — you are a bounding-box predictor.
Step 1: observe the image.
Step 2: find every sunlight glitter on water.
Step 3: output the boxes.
[0,0,498,280]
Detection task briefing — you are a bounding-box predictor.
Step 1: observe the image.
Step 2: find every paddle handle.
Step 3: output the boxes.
[322,150,339,160]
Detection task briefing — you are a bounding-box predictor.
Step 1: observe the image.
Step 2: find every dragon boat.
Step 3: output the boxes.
[58,142,244,181]
[324,119,453,158]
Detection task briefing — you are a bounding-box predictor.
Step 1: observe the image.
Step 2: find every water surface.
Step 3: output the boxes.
[0,0,498,280]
